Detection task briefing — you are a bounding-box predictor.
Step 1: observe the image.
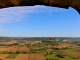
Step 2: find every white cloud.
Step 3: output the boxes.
[0,5,65,23]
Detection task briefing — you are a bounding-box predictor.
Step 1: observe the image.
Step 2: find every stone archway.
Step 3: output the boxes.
[0,0,80,14]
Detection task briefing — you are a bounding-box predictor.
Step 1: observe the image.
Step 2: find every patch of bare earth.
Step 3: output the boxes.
[29,54,45,60]
[0,54,9,59]
[0,46,29,53]
[19,46,29,51]
[67,52,79,59]
[15,54,29,60]
[15,54,45,60]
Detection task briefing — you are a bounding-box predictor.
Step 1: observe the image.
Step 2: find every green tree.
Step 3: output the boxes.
[15,50,20,54]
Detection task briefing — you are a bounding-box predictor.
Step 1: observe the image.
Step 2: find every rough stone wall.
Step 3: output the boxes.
[70,0,80,14]
[0,0,80,14]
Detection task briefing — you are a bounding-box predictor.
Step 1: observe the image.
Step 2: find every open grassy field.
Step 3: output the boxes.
[59,58,76,60]
[5,54,18,59]
[46,54,77,60]
[0,51,3,54]
[46,54,58,59]
[36,50,47,54]
[62,48,80,54]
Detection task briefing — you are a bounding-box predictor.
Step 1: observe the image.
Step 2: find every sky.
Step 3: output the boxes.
[0,5,80,37]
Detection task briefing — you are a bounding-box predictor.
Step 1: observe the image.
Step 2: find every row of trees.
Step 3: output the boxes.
[0,43,19,46]
[2,50,29,54]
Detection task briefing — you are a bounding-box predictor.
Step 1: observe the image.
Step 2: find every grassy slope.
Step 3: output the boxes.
[5,54,18,59]
[46,54,58,59]
[0,51,3,54]
[62,48,80,54]
[60,58,76,60]
[46,54,76,60]
[36,50,47,54]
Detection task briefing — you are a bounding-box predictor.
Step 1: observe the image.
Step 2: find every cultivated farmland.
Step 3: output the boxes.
[0,54,9,60]
[0,37,80,60]
[15,54,29,60]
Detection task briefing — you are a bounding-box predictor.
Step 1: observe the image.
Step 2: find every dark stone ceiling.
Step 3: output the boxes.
[0,0,80,14]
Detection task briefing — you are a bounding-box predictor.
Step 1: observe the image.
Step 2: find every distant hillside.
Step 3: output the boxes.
[0,37,80,41]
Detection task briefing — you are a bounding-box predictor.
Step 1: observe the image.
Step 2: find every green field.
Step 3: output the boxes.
[60,58,76,60]
[46,54,77,60]
[36,50,47,54]
[62,48,80,54]
[5,54,17,59]
[0,51,3,54]
[46,54,58,59]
